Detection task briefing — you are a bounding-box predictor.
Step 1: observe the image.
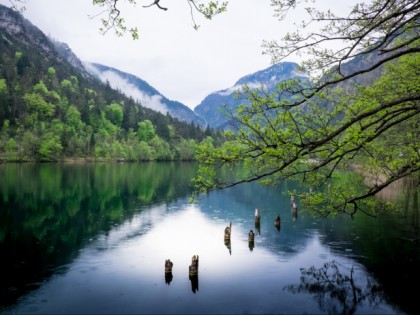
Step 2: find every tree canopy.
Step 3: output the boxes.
[194,0,420,217]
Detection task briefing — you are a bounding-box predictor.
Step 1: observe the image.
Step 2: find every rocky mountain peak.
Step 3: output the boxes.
[0,5,55,55]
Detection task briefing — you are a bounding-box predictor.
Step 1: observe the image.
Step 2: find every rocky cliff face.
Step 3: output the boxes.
[52,40,87,73]
[0,7,55,56]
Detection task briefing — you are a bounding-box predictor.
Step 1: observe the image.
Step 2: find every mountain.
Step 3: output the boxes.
[84,62,206,126]
[51,39,87,74]
[0,4,205,127]
[194,62,308,129]
[0,4,223,162]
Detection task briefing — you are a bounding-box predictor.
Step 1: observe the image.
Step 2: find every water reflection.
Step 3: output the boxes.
[248,229,255,251]
[164,259,173,285]
[224,238,232,255]
[189,275,199,293]
[0,163,417,314]
[274,215,281,231]
[254,221,261,235]
[291,208,298,221]
[285,260,385,315]
[164,272,173,285]
[0,162,197,308]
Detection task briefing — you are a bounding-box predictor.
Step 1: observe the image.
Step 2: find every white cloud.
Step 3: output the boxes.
[217,81,268,97]
[84,63,169,114]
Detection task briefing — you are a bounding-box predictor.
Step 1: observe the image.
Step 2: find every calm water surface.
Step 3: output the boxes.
[0,163,418,314]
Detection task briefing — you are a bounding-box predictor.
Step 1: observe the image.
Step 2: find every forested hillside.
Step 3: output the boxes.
[0,5,224,162]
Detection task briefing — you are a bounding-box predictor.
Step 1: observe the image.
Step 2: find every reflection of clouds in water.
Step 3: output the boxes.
[123,209,337,282]
[90,204,367,288]
[8,202,400,315]
[93,203,169,251]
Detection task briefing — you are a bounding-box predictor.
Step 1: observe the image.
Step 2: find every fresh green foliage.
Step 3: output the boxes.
[195,0,420,217]
[0,33,224,162]
[137,119,156,142]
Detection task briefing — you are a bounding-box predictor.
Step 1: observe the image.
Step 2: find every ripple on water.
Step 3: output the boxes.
[318,253,328,259]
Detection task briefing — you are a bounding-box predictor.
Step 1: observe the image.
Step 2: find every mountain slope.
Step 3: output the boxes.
[194,62,308,129]
[0,4,222,162]
[84,62,205,126]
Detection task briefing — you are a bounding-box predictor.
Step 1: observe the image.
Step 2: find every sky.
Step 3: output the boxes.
[4,0,357,110]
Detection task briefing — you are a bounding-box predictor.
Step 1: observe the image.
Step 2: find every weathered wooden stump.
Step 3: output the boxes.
[224,222,232,241]
[275,215,281,227]
[164,259,173,285]
[254,208,261,225]
[248,229,255,242]
[164,259,173,273]
[291,201,298,221]
[189,255,199,277]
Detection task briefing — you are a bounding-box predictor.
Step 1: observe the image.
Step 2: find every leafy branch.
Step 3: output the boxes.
[195,20,420,217]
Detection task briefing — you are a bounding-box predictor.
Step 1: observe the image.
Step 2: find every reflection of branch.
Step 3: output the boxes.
[285,260,384,314]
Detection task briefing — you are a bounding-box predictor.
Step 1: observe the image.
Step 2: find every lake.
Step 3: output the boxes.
[0,162,418,314]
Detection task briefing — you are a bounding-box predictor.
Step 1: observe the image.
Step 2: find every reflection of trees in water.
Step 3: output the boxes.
[285,260,384,315]
[372,174,417,203]
[0,162,198,307]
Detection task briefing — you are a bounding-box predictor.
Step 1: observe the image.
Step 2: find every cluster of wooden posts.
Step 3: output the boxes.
[225,195,298,252]
[164,255,199,292]
[164,196,298,292]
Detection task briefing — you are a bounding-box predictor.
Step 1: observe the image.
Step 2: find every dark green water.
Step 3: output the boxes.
[0,162,418,314]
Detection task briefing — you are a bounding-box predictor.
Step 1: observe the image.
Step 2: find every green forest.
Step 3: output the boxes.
[0,33,224,162]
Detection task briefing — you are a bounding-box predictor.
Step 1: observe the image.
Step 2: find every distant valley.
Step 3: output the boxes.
[85,60,308,129]
[83,62,206,126]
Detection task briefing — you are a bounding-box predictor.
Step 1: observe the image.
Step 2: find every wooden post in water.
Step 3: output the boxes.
[275,215,281,231]
[189,255,199,277]
[248,229,255,251]
[224,222,232,241]
[188,255,199,293]
[164,259,173,285]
